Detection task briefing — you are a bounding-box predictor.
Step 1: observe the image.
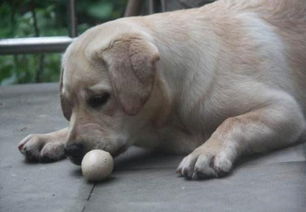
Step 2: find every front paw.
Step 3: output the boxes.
[18,134,66,162]
[176,149,233,180]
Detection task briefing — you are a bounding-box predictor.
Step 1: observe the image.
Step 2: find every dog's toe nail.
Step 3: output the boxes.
[18,144,24,151]
[192,172,198,180]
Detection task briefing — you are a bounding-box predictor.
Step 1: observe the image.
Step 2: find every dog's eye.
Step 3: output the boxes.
[88,93,110,108]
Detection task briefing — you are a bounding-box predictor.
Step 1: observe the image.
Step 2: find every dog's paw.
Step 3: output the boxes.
[18,134,66,162]
[176,149,233,180]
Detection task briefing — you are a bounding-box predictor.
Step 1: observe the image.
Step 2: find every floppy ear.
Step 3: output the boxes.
[102,36,160,115]
[59,68,72,121]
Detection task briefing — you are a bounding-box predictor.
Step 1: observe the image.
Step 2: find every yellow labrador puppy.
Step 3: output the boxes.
[19,0,306,179]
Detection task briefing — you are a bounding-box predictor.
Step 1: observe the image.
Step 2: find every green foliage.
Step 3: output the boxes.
[0,0,127,85]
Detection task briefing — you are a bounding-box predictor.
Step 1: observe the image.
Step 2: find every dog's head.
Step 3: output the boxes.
[60,24,162,164]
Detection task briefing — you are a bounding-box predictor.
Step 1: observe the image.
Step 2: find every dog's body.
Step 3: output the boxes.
[19,0,306,179]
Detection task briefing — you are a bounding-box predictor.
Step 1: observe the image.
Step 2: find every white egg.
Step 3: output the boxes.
[81,149,114,182]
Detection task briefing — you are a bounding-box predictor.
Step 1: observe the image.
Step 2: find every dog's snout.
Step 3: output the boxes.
[64,143,84,158]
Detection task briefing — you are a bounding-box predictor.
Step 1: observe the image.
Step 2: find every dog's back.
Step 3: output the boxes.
[257,0,306,114]
[203,0,306,114]
[233,0,306,73]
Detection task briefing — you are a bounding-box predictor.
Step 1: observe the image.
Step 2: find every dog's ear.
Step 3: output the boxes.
[101,36,160,115]
[59,66,72,121]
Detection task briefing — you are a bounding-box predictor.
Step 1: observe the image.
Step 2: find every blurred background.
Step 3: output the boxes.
[0,0,127,85]
[0,0,213,85]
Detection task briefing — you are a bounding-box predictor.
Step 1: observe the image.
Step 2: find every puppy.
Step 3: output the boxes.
[18,0,306,179]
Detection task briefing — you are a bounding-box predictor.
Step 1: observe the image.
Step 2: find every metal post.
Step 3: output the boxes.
[160,0,166,12]
[148,0,154,14]
[124,0,143,17]
[68,0,77,37]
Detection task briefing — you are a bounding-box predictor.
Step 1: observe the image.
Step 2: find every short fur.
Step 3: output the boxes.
[19,0,306,179]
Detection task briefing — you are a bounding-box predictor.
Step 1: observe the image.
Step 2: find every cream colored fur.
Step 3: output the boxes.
[19,0,306,179]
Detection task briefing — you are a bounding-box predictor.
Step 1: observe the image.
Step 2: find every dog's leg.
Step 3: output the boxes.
[18,128,69,162]
[177,93,305,179]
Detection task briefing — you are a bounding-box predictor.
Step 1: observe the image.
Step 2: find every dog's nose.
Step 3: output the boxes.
[64,143,84,158]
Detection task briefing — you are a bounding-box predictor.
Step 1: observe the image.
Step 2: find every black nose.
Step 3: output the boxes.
[64,143,84,158]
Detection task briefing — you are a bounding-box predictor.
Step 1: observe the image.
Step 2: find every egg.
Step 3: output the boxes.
[81,149,114,182]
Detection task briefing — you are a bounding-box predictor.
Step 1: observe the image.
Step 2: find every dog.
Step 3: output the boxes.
[18,0,306,179]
